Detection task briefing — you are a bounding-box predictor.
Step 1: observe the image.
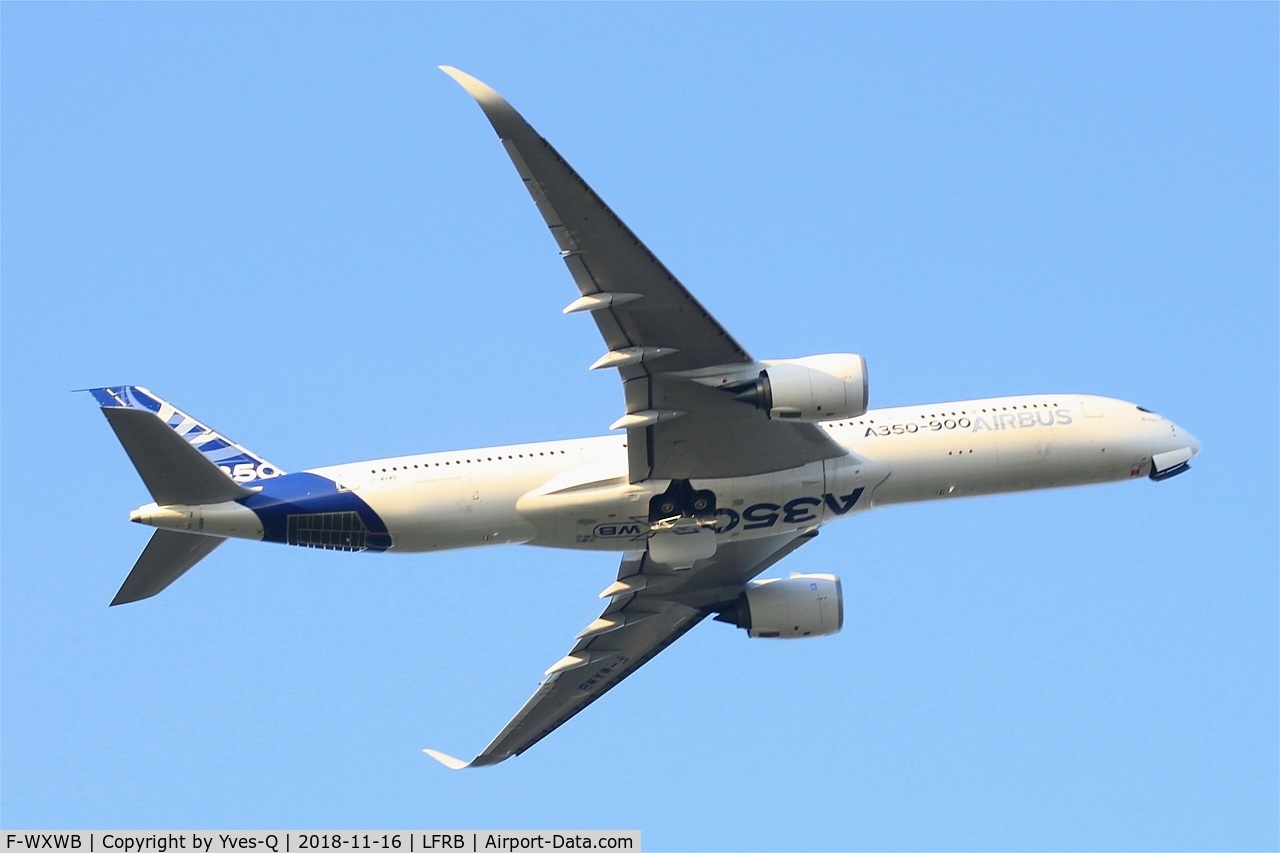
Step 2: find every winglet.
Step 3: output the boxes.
[439,66,529,142]
[423,748,472,770]
[439,66,501,105]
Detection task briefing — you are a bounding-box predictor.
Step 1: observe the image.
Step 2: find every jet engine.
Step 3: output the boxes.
[730,354,868,421]
[714,573,843,639]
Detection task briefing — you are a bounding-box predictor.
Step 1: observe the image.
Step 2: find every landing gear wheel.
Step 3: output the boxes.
[648,480,718,523]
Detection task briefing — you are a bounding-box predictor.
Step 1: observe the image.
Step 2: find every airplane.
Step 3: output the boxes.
[87,67,1201,769]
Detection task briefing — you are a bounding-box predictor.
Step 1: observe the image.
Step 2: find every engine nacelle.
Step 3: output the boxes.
[716,573,844,639]
[732,354,868,421]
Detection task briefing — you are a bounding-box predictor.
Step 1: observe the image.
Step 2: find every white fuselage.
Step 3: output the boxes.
[256,393,1193,555]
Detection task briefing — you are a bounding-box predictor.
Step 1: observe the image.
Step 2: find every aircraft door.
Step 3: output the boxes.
[412,476,469,550]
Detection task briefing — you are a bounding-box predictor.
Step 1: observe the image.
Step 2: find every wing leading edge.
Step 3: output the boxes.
[425,531,818,768]
[440,66,848,482]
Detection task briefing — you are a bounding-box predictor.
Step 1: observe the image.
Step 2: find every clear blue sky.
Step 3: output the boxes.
[3,3,1276,850]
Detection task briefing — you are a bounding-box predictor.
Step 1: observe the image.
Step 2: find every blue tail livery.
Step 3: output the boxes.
[89,386,391,605]
[86,386,284,484]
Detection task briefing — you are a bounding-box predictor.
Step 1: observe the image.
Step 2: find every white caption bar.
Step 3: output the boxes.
[2,834,640,853]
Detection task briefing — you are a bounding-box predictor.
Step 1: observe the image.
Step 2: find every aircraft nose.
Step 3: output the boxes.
[1147,418,1200,481]
[1181,427,1202,457]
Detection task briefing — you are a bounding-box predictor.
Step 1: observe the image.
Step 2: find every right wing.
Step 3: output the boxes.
[425,530,817,768]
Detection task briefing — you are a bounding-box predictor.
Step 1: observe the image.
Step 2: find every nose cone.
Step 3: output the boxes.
[1176,424,1202,457]
[1147,418,1200,481]
[1177,427,1198,455]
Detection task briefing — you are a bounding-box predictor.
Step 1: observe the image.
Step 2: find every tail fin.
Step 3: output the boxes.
[87,386,279,605]
[113,530,224,606]
[86,386,284,485]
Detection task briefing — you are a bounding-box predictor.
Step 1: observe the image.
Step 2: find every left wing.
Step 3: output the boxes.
[425,531,817,768]
[440,67,848,483]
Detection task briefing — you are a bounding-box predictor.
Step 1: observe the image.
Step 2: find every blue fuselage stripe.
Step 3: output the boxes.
[237,472,392,551]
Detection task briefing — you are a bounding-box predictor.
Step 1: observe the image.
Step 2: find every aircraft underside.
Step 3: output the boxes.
[86,67,1199,768]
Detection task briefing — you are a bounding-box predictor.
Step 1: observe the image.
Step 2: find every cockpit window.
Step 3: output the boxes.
[1136,406,1159,414]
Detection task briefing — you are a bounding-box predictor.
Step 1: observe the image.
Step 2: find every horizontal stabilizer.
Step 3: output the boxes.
[102,407,254,506]
[113,529,224,606]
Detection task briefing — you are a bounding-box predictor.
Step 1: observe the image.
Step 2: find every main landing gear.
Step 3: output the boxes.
[648,479,717,525]
[646,480,719,569]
